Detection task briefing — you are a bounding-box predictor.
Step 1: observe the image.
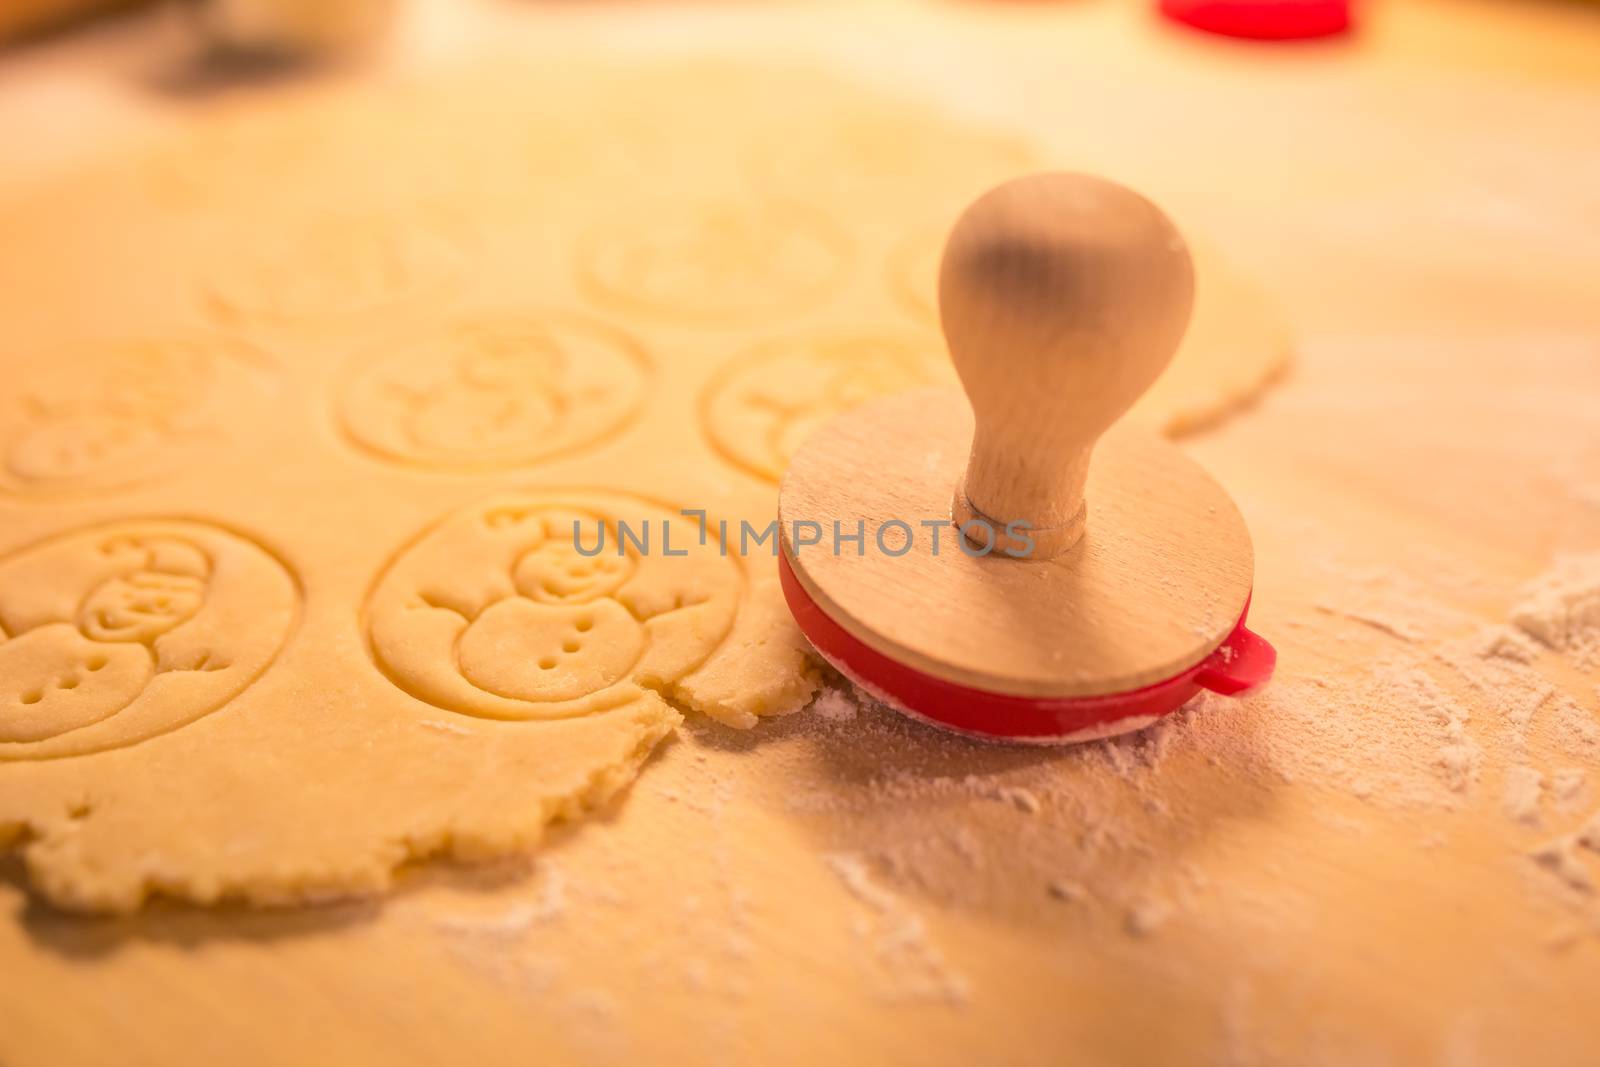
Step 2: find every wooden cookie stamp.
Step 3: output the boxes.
[778,172,1276,743]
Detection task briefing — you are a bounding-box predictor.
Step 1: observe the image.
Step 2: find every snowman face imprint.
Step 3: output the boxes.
[0,338,276,496]
[0,523,298,758]
[336,312,649,470]
[576,199,848,323]
[364,493,742,721]
[701,330,948,483]
[7,416,163,484]
[202,210,466,326]
[397,330,564,454]
[513,525,637,605]
[78,570,208,644]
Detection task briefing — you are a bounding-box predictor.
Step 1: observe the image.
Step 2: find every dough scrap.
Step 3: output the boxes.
[0,56,1283,912]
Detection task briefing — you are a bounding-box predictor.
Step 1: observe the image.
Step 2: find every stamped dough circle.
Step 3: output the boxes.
[0,520,299,760]
[337,311,651,469]
[364,491,743,721]
[202,207,467,326]
[745,108,1037,205]
[576,199,849,324]
[701,329,952,482]
[888,224,1290,435]
[0,335,277,497]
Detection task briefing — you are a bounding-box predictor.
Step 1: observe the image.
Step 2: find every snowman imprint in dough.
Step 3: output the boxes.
[1,338,274,495]
[702,331,948,482]
[0,521,299,759]
[365,493,742,721]
[203,210,465,326]
[337,313,648,469]
[577,199,848,323]
[0,537,221,744]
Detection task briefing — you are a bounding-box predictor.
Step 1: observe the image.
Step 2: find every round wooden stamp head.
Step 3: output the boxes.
[778,172,1275,743]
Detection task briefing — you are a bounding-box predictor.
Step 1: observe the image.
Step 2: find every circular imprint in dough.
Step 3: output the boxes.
[701,330,953,483]
[575,199,849,325]
[0,336,277,497]
[746,112,1037,205]
[887,223,1292,436]
[364,492,742,721]
[200,207,466,327]
[336,311,650,470]
[0,521,299,760]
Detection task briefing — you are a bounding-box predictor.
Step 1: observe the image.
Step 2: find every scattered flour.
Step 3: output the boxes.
[776,550,1600,985]
[419,718,475,737]
[416,863,572,997]
[1501,766,1544,825]
[1510,553,1600,670]
[1125,897,1174,937]
[810,687,860,723]
[969,778,1042,814]
[1434,639,1554,753]
[1551,696,1600,752]
[1314,603,1425,643]
[1477,625,1540,665]
[563,989,627,1060]
[827,851,970,1005]
[1551,769,1587,808]
[433,861,568,939]
[1531,809,1600,894]
[1531,838,1595,893]
[1232,663,1485,811]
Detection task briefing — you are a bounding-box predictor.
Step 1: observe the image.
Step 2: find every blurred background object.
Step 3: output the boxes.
[0,0,149,44]
[179,0,397,58]
[0,0,397,55]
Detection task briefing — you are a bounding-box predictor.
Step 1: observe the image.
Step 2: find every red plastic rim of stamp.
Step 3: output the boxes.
[780,550,1276,744]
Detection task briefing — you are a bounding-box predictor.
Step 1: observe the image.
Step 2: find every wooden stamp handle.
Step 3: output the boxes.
[940,172,1195,559]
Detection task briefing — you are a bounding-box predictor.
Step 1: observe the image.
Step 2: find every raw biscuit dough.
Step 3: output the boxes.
[0,521,296,758]
[0,335,276,496]
[0,56,1285,912]
[702,330,953,483]
[577,199,851,325]
[365,493,742,720]
[337,311,650,469]
[202,207,469,328]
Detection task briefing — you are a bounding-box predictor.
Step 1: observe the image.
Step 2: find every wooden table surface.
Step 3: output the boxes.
[2,1,1599,1064]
